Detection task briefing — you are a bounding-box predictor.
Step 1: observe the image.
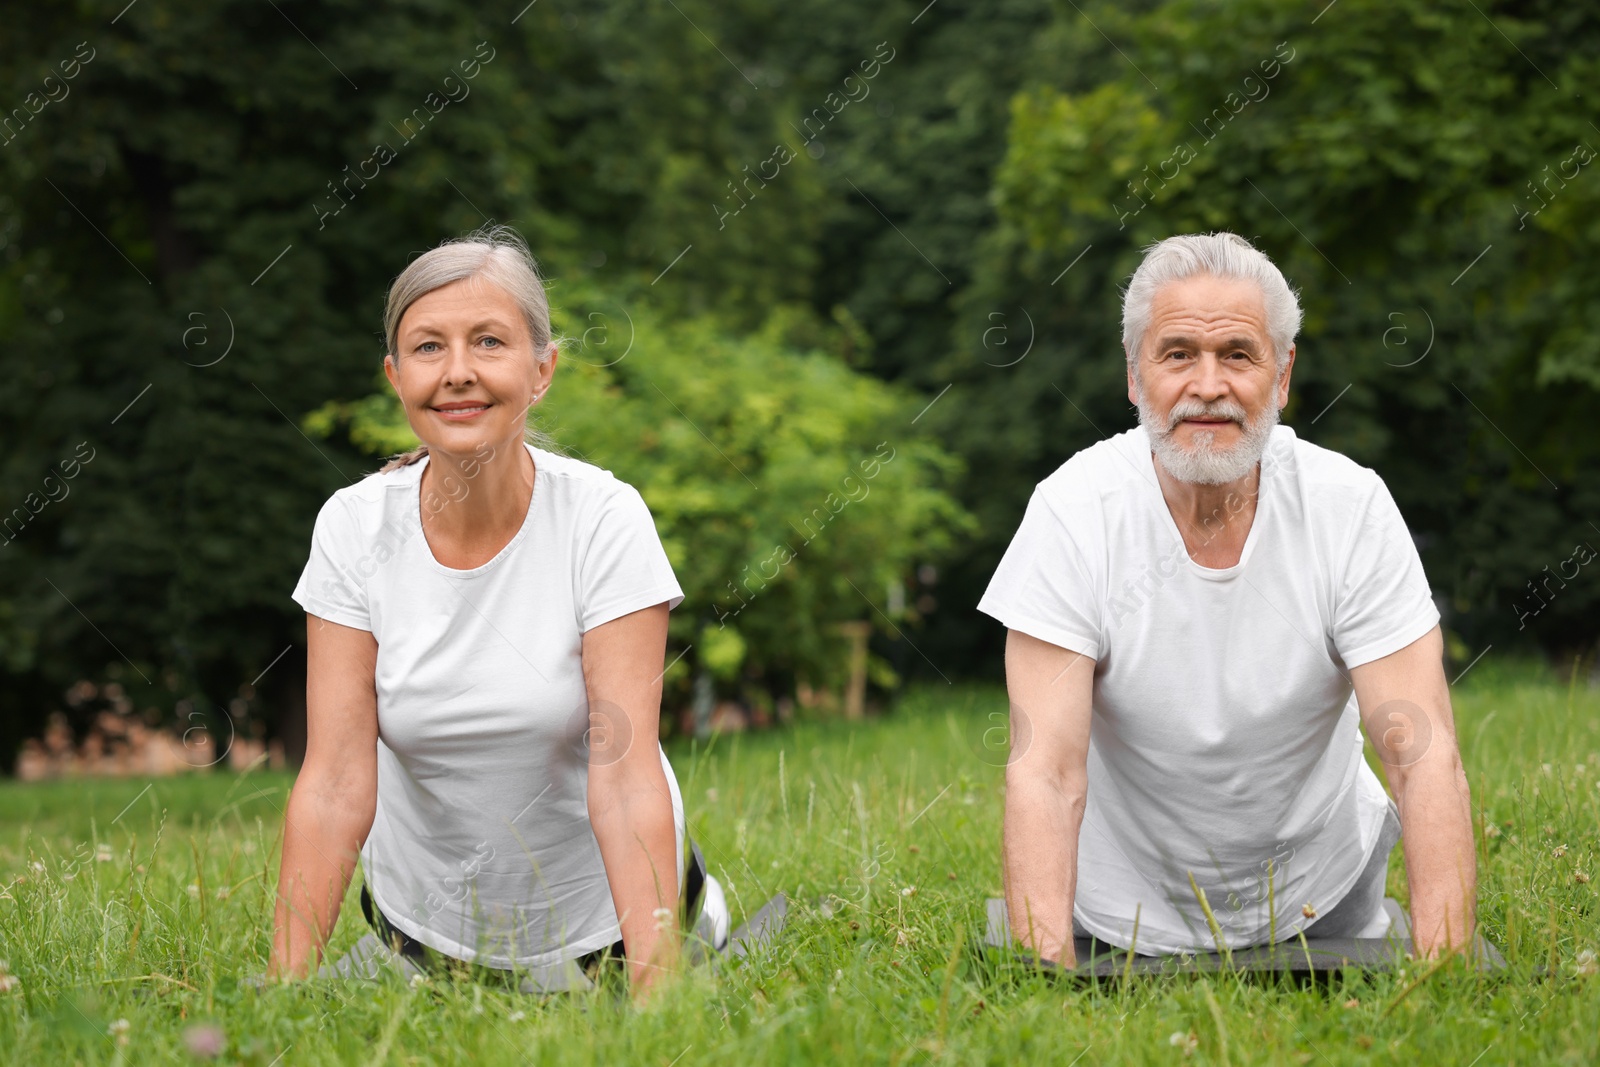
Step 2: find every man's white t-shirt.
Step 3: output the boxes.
[978,424,1439,953]
[291,442,687,969]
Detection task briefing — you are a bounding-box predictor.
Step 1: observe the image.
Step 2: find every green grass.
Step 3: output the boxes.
[1,660,1598,1065]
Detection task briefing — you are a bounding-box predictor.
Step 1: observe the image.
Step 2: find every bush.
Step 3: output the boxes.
[308,294,976,712]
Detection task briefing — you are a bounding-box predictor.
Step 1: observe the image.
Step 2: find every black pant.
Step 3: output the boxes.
[360,838,710,982]
[360,884,626,981]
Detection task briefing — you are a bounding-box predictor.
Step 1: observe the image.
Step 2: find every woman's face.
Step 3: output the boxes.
[384,276,555,460]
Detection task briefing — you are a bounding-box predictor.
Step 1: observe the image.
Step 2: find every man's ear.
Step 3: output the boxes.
[1125,350,1139,407]
[1277,344,1296,408]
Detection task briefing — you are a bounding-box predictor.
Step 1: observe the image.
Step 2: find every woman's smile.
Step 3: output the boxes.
[432,400,494,421]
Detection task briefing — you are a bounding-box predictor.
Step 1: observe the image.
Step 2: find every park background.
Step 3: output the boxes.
[1,2,1599,1063]
[2,0,1598,766]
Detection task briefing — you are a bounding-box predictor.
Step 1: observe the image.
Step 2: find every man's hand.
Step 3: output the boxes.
[1001,629,1096,969]
[1351,624,1476,957]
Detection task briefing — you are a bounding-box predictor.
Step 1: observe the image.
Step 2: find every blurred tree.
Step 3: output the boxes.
[934,0,1600,671]
[2,0,1596,770]
[0,0,912,762]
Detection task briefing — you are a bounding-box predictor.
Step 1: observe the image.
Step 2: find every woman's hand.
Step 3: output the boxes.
[265,614,380,981]
[581,601,683,1003]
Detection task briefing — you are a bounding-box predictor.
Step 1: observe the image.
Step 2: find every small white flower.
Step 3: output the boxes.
[409,973,427,988]
[0,974,19,994]
[96,844,113,863]
[1575,949,1597,976]
[109,1018,130,1045]
[186,884,200,899]
[29,862,44,874]
[901,886,917,897]
[508,1010,526,1022]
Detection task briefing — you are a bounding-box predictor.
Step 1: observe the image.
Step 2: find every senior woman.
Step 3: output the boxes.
[265,226,727,998]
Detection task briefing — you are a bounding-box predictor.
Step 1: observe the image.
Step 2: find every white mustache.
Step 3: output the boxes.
[1165,398,1248,432]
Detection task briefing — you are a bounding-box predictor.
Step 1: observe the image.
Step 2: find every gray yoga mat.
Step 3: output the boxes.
[982,897,1507,976]
[314,892,789,992]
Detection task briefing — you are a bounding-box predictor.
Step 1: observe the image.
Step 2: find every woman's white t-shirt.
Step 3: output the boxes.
[291,442,686,969]
[977,424,1439,953]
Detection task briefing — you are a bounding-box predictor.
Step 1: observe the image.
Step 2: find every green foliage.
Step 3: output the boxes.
[0,0,1008,752]
[3,0,1598,759]
[2,667,1598,1063]
[317,295,975,703]
[941,0,1600,662]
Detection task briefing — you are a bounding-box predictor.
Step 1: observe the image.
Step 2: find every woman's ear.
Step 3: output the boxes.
[533,341,558,401]
[383,353,401,397]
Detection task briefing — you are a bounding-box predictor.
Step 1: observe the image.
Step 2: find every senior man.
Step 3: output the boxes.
[979,232,1475,966]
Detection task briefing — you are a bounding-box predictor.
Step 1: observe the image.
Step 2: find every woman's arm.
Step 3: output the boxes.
[582,601,680,1000]
[265,613,380,981]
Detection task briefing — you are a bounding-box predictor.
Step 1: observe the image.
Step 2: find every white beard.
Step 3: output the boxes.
[1134,370,1281,486]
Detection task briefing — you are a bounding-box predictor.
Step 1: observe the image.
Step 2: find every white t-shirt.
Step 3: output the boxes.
[291,442,687,969]
[978,423,1439,953]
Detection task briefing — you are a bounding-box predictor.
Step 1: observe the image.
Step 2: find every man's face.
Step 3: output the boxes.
[1126,274,1294,486]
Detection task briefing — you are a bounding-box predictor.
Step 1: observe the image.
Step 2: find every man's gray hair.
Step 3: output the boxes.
[1120,232,1302,367]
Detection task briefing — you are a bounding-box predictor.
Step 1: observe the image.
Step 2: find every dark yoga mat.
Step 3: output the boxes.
[983,898,1507,976]
[726,892,788,959]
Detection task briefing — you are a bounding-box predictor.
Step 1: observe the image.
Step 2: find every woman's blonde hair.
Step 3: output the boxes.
[379,224,556,473]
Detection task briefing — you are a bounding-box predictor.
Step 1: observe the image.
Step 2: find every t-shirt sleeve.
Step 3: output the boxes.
[1331,476,1440,669]
[976,485,1103,659]
[291,495,373,632]
[576,482,686,632]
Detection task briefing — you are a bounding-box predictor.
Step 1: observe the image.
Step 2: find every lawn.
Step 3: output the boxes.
[1,659,1597,1065]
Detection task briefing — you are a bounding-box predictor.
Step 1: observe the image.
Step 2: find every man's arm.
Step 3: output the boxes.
[1349,623,1476,956]
[1002,629,1096,968]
